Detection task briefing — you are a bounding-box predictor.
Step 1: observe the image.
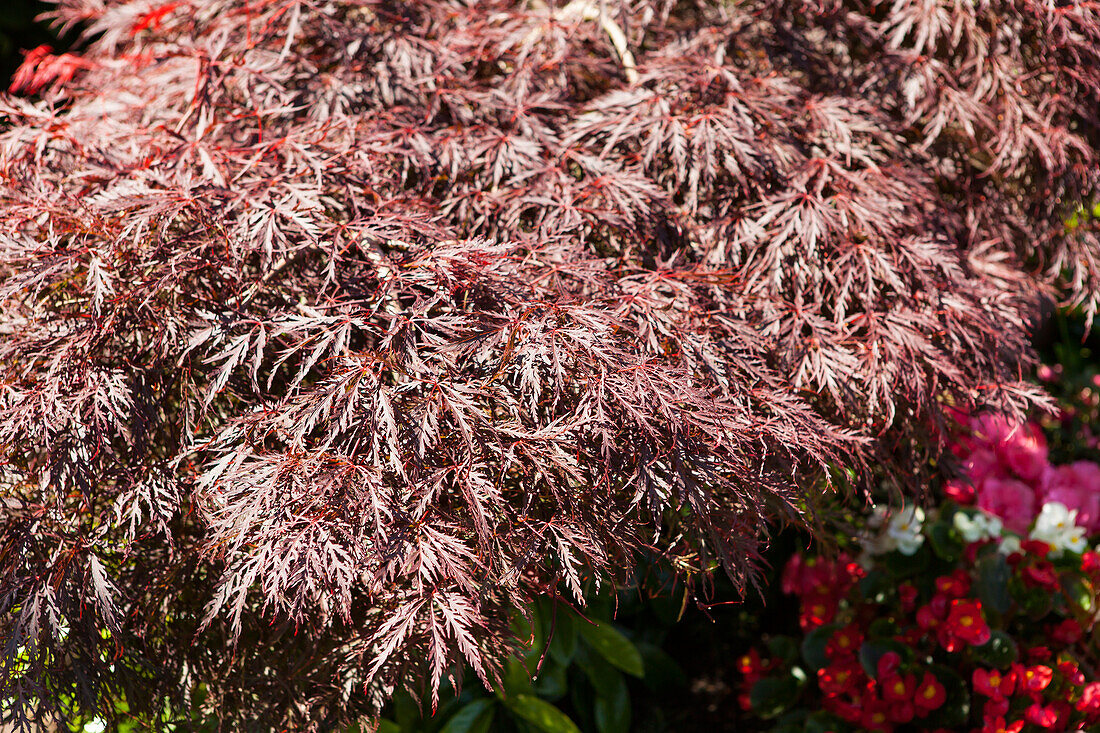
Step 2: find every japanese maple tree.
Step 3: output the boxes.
[1,0,1097,729]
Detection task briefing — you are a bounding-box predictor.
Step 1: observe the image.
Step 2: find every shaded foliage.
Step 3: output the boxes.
[0,0,1097,729]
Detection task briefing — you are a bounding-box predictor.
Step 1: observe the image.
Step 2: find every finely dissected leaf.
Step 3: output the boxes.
[0,0,1095,730]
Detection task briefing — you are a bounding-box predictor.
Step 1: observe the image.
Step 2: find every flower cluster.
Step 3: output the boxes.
[737,505,1100,732]
[949,412,1100,537]
[780,553,865,631]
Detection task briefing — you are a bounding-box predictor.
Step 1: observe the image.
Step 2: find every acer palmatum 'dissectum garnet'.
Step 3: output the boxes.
[1,0,1098,729]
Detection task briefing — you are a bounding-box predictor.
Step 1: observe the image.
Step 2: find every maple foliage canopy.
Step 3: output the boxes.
[1,0,1098,729]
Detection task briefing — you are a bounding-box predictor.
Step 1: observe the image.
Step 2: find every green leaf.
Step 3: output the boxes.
[505,695,581,733]
[927,522,963,562]
[593,672,630,733]
[867,618,898,640]
[976,554,1012,615]
[577,621,644,678]
[766,636,799,665]
[392,689,420,733]
[440,700,496,733]
[858,570,891,603]
[803,712,846,733]
[1064,575,1095,613]
[532,660,569,702]
[776,709,808,727]
[574,644,625,700]
[1017,585,1053,619]
[636,641,687,692]
[546,606,577,667]
[498,656,534,697]
[377,721,401,733]
[970,631,1018,670]
[881,545,929,578]
[749,676,801,719]
[800,624,839,673]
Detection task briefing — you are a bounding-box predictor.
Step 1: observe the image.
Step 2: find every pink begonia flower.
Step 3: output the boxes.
[968,414,1049,483]
[1041,462,1100,534]
[977,477,1038,534]
[964,449,1006,486]
[1000,424,1049,483]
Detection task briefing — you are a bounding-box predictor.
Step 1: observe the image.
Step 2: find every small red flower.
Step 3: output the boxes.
[1016,664,1053,693]
[1050,618,1083,645]
[897,582,919,612]
[799,593,837,630]
[818,661,864,697]
[736,649,765,679]
[842,560,866,584]
[826,624,863,661]
[895,627,924,647]
[982,717,1024,733]
[888,701,916,724]
[916,604,942,632]
[1058,660,1085,686]
[1076,682,1100,717]
[935,569,971,597]
[914,672,946,714]
[1024,701,1061,729]
[942,598,991,648]
[876,651,902,680]
[1022,560,1059,590]
[781,554,805,595]
[984,696,1010,719]
[917,593,950,632]
[1020,539,1052,558]
[881,672,916,703]
[1026,645,1052,662]
[825,697,863,724]
[944,480,976,505]
[861,698,895,732]
[973,668,1016,699]
[1082,550,1100,576]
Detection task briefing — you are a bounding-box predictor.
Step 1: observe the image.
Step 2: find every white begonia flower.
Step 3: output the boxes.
[1030,502,1088,557]
[885,505,926,556]
[867,505,890,529]
[859,505,894,556]
[953,511,1004,543]
[998,534,1022,555]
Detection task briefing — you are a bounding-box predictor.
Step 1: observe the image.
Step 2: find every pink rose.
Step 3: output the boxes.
[1040,462,1100,534]
[976,476,1037,534]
